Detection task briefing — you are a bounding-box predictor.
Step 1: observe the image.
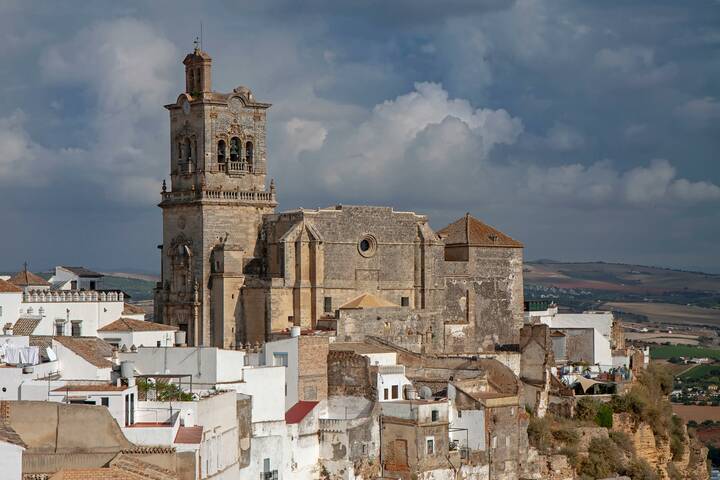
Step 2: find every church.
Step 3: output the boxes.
[154,48,525,354]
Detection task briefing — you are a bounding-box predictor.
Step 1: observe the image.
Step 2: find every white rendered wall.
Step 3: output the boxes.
[593,330,613,368]
[362,352,396,366]
[0,292,22,327]
[262,337,299,410]
[20,299,123,337]
[234,366,286,422]
[377,371,412,402]
[0,361,59,400]
[0,442,24,480]
[99,330,175,349]
[53,340,111,380]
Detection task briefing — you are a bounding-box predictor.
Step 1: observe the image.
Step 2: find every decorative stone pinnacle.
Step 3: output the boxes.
[161,179,167,192]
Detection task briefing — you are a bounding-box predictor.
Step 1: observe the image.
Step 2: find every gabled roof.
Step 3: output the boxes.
[122,303,145,315]
[98,318,177,333]
[339,293,398,309]
[0,279,22,293]
[9,269,49,287]
[285,401,318,424]
[53,336,114,368]
[60,266,103,278]
[12,318,40,336]
[437,213,523,248]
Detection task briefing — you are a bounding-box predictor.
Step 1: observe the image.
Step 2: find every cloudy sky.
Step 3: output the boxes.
[1,0,719,273]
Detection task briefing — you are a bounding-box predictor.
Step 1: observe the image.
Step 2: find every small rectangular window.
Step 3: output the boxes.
[401,296,409,307]
[431,409,439,422]
[70,280,77,290]
[273,352,288,367]
[55,323,64,336]
[324,297,332,314]
[391,385,399,399]
[384,388,389,400]
[71,321,81,337]
[101,397,109,407]
[426,438,434,455]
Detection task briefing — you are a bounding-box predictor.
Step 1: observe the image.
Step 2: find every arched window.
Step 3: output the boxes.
[230,137,240,162]
[245,141,254,165]
[177,142,182,160]
[184,138,192,162]
[217,140,226,163]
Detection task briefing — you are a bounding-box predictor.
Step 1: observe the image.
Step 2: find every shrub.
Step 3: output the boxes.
[552,427,579,445]
[669,415,685,460]
[609,431,635,455]
[623,458,659,480]
[558,446,580,469]
[596,404,614,428]
[577,437,623,479]
[575,397,599,422]
[527,416,553,453]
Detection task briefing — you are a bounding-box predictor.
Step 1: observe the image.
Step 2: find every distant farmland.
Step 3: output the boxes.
[605,302,720,327]
[651,345,720,360]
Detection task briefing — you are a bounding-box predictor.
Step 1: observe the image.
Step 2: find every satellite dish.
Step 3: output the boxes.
[418,386,432,400]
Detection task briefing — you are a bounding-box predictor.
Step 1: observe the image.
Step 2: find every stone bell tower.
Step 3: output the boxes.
[154,47,277,347]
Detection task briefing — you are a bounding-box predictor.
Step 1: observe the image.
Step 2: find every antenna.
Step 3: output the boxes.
[200,22,203,51]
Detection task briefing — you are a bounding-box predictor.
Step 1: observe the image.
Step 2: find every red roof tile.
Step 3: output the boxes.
[285,401,318,424]
[98,318,177,333]
[52,384,128,392]
[174,426,203,444]
[122,303,146,315]
[0,279,22,293]
[437,213,523,248]
[9,269,50,286]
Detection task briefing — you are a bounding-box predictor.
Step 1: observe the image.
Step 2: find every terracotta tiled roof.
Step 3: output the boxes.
[285,400,318,424]
[52,384,128,392]
[0,279,22,293]
[109,453,178,480]
[9,269,50,287]
[29,335,53,351]
[98,318,176,333]
[0,420,26,448]
[53,336,114,368]
[339,293,398,309]
[12,318,40,336]
[437,213,523,248]
[122,303,146,315]
[174,425,203,444]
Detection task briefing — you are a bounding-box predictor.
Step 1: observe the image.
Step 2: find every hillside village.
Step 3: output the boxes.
[0,47,711,480]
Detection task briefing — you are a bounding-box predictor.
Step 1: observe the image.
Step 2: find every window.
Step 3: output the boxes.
[431,409,439,422]
[0,306,3,317]
[101,397,109,407]
[323,297,332,314]
[70,280,77,289]
[71,321,82,337]
[426,437,435,455]
[384,388,389,400]
[217,140,226,163]
[391,385,399,399]
[230,137,240,162]
[55,322,64,336]
[184,138,192,161]
[89,281,96,290]
[273,352,288,367]
[263,458,270,473]
[401,296,410,307]
[245,141,254,165]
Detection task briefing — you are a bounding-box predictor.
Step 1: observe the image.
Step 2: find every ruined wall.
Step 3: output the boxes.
[443,247,524,352]
[486,404,522,480]
[327,351,375,399]
[336,307,445,354]
[562,328,595,364]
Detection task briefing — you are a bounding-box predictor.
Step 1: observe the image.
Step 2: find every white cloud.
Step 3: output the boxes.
[0,110,47,185]
[545,123,585,151]
[594,46,676,87]
[675,97,720,125]
[283,118,328,156]
[623,159,720,205]
[38,18,178,205]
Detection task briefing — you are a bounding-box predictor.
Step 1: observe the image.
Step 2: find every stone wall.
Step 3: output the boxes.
[327,351,375,400]
[298,336,329,402]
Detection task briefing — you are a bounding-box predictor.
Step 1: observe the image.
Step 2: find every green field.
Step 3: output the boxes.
[650,345,720,361]
[680,364,720,381]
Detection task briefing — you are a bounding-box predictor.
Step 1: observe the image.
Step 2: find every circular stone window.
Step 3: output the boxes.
[358,235,377,257]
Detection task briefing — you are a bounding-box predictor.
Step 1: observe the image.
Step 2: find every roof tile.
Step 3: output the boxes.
[437,213,523,248]
[98,318,177,333]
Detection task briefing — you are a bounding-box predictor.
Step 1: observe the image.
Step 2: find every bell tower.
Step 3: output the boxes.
[154,47,277,347]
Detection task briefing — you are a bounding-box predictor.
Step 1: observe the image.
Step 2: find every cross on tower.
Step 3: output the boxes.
[193,36,200,52]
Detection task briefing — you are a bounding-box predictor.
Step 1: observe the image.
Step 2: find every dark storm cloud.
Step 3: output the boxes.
[0,0,718,273]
